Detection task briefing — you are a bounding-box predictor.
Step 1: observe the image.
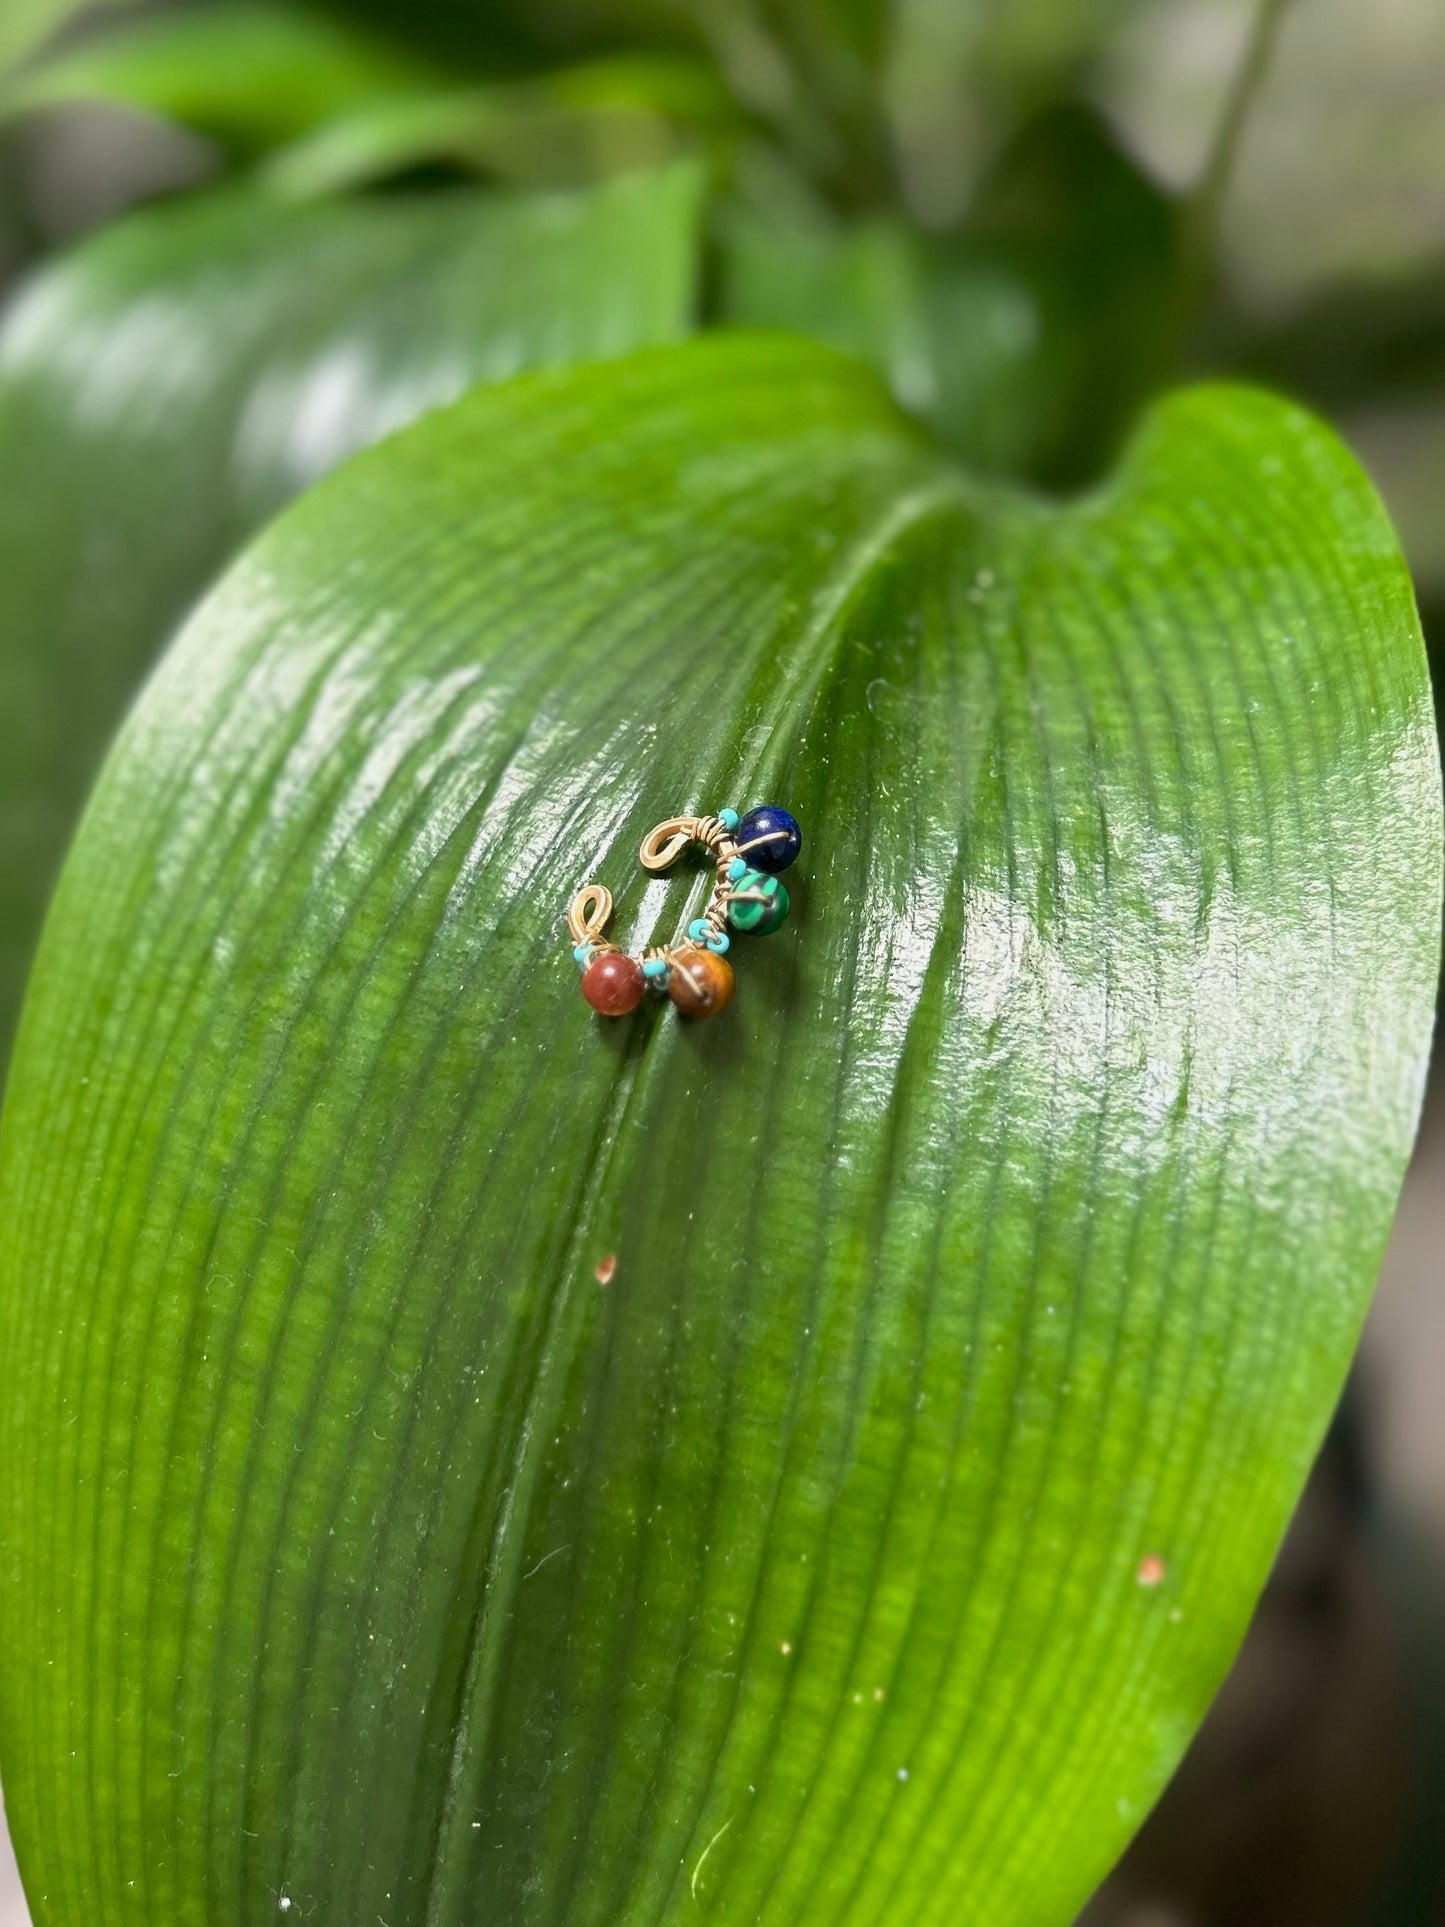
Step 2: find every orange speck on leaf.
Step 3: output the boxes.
[595,1253,617,1285]
[1137,1553,1167,1587]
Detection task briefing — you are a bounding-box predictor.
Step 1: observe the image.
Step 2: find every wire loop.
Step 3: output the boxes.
[566,882,614,947]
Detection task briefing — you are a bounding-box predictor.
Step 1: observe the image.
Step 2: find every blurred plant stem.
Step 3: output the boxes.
[1181,0,1294,321]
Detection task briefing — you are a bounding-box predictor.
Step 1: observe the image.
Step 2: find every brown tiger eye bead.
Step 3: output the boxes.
[667,945,735,1019]
[581,950,645,1016]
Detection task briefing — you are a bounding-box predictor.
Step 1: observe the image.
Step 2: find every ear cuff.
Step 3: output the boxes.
[567,804,802,1019]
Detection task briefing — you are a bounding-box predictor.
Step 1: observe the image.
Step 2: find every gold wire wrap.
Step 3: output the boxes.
[736,823,792,861]
[566,882,615,948]
[568,812,746,976]
[638,813,741,944]
[638,817,703,873]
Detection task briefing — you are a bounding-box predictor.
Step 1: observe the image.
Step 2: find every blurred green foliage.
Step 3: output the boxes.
[8,0,1442,578]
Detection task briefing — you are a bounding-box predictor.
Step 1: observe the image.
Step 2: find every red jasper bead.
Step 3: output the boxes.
[581,950,645,1016]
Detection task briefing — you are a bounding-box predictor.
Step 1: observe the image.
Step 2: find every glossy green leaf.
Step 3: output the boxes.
[1346,396,1445,615]
[0,162,703,1060]
[0,3,437,151]
[0,335,1437,1925]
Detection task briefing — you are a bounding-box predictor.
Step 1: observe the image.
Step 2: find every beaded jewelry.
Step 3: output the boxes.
[567,804,802,1019]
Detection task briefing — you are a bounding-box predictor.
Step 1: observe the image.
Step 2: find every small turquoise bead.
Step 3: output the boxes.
[727,857,747,881]
[718,807,740,831]
[573,943,594,967]
[736,805,800,874]
[727,869,789,936]
[686,917,729,953]
[642,957,670,982]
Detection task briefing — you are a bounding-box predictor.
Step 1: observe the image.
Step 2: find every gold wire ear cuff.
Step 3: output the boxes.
[568,804,802,1019]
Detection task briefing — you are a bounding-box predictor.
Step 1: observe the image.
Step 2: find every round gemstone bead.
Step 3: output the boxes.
[667,944,735,1018]
[736,805,801,874]
[727,868,789,936]
[581,950,645,1016]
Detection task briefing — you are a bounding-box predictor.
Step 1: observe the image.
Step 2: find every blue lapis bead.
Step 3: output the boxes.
[718,807,740,831]
[736,805,801,874]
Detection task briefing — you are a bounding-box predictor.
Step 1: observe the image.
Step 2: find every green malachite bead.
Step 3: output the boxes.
[727,868,789,936]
